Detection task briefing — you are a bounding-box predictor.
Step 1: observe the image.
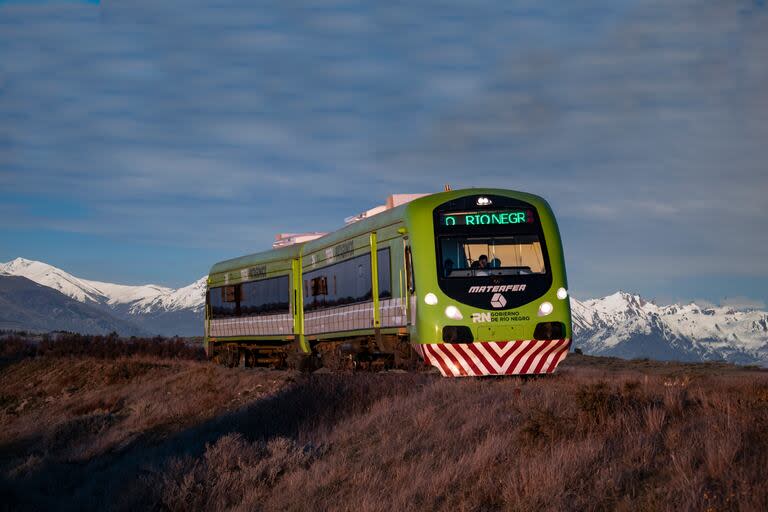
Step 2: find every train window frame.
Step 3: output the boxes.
[239,275,290,316]
[438,235,547,278]
[377,247,392,299]
[209,275,290,319]
[432,194,553,310]
[208,285,238,318]
[303,251,382,311]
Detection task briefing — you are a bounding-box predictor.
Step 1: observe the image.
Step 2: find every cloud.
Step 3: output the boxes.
[720,296,767,310]
[1,0,767,299]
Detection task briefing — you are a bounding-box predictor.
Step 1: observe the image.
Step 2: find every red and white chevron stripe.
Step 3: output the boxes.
[419,339,571,377]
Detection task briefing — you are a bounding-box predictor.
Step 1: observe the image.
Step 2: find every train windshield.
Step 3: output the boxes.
[439,235,546,278]
[433,194,554,309]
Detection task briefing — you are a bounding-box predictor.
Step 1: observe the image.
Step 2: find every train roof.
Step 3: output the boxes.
[208,188,551,275]
[208,243,304,276]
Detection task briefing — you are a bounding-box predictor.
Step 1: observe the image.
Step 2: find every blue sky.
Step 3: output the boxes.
[1,0,767,306]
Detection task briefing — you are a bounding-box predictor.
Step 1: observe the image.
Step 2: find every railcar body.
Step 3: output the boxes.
[205,188,572,376]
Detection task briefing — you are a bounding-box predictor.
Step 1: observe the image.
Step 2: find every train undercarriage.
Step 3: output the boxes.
[209,333,420,372]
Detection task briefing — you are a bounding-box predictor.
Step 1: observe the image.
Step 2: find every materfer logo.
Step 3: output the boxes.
[468,284,526,293]
[490,293,507,308]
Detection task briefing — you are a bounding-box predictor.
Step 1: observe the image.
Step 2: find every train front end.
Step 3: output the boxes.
[409,190,572,377]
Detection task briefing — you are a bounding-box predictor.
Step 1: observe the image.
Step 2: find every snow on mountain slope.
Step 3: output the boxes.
[0,258,205,314]
[571,291,768,364]
[3,258,767,361]
[81,279,172,306]
[658,302,768,351]
[0,258,109,304]
[571,292,663,348]
[128,277,207,314]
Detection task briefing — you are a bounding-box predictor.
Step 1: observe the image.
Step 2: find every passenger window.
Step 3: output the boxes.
[239,275,290,315]
[223,285,237,303]
[377,248,391,299]
[303,252,373,311]
[311,276,328,296]
[209,285,237,318]
[210,276,290,318]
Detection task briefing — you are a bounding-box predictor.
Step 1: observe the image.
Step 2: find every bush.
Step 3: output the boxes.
[0,332,204,361]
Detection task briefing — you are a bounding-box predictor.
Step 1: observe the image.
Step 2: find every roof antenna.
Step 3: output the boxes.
[444,184,452,192]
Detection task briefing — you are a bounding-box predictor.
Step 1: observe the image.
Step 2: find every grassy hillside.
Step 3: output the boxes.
[1,336,767,511]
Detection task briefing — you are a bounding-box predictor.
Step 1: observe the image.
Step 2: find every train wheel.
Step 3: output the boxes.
[284,340,313,371]
[223,346,239,368]
[315,342,352,372]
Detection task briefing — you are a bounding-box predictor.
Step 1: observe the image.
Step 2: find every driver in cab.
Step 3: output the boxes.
[474,254,490,276]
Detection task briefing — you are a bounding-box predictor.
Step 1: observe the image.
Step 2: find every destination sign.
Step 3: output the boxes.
[440,210,532,227]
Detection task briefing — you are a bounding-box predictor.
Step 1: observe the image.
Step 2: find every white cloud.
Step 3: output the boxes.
[720,297,767,310]
[1,0,766,301]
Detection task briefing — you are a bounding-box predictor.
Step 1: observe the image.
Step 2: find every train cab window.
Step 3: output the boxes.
[439,235,546,278]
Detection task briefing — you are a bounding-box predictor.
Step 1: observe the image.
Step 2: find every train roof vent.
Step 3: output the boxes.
[272,232,328,248]
[344,193,430,224]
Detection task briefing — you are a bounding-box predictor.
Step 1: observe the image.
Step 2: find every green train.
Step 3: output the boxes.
[204,188,572,377]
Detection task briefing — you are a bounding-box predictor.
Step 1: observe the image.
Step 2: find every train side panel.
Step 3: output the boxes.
[205,245,302,365]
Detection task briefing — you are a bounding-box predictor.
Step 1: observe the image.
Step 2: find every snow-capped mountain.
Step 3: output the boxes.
[0,258,172,306]
[0,275,147,336]
[1,257,122,304]
[127,277,207,314]
[2,258,767,364]
[571,291,768,365]
[0,258,206,336]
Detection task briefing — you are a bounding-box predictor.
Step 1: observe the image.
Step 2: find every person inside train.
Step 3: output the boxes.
[475,255,489,276]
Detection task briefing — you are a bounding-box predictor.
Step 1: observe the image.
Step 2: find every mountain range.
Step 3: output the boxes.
[0,275,147,336]
[0,258,205,337]
[2,257,767,365]
[572,292,768,365]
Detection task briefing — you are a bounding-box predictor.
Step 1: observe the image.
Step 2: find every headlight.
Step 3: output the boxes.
[445,305,463,320]
[556,287,568,300]
[538,301,554,317]
[424,292,438,305]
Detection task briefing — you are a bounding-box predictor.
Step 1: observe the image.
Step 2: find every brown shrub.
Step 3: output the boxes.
[0,332,204,362]
[0,335,37,359]
[519,407,575,445]
[1,356,767,512]
[159,434,323,512]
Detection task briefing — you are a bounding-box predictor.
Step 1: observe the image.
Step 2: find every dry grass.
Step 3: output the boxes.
[1,339,767,512]
[0,332,204,362]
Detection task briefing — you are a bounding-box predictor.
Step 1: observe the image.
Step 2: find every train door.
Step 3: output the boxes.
[291,257,309,354]
[403,237,415,326]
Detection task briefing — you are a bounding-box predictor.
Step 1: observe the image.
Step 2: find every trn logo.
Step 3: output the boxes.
[471,312,491,323]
